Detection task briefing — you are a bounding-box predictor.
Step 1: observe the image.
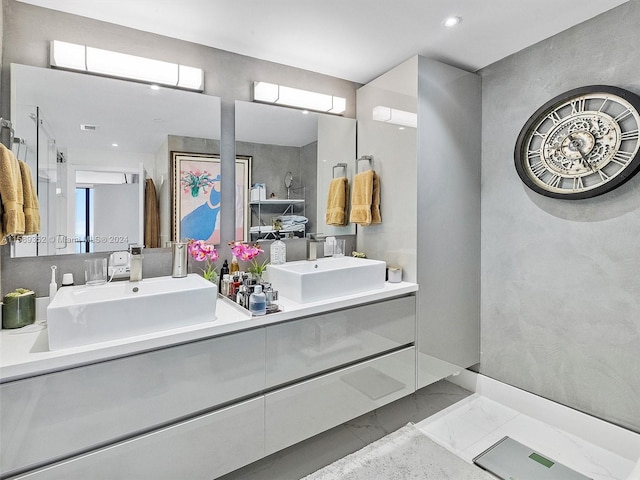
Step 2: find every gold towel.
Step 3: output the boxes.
[349,170,373,225]
[0,144,25,244]
[18,160,40,235]
[326,177,348,226]
[144,178,161,248]
[371,171,381,224]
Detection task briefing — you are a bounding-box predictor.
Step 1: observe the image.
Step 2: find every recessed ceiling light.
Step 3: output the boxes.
[150,84,160,90]
[111,143,118,147]
[443,16,461,27]
[301,110,310,115]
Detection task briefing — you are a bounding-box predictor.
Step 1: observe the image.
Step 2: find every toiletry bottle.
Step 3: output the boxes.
[249,285,267,316]
[270,233,286,265]
[49,266,58,300]
[230,257,239,274]
[219,260,229,291]
[221,274,230,297]
[230,274,241,298]
[236,284,247,308]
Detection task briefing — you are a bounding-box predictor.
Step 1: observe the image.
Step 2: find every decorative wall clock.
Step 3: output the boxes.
[514,85,640,199]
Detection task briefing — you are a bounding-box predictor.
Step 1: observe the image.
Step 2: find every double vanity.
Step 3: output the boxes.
[0,258,418,480]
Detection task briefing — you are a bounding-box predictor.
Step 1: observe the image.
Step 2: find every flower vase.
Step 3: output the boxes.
[251,272,263,284]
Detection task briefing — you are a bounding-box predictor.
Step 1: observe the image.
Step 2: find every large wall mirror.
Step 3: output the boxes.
[235,101,356,242]
[9,63,221,257]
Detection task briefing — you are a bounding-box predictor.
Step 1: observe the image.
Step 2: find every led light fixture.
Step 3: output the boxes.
[50,40,204,92]
[252,81,346,114]
[372,106,417,128]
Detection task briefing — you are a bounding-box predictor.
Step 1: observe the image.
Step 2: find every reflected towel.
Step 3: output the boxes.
[326,177,348,226]
[144,178,160,248]
[349,170,373,225]
[18,160,40,235]
[371,171,381,224]
[0,144,25,244]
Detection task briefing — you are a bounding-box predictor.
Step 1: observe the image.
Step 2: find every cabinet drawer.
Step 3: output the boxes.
[265,346,415,455]
[266,295,415,388]
[11,397,264,480]
[0,329,265,476]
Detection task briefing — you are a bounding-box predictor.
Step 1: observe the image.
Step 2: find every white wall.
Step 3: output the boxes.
[357,56,481,389]
[356,57,418,282]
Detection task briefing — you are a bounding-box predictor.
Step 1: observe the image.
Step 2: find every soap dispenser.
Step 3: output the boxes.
[270,233,286,265]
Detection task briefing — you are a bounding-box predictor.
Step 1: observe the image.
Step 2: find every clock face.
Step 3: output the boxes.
[514,86,640,199]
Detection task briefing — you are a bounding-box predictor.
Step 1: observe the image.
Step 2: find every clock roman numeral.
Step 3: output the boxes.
[597,170,610,182]
[570,98,586,115]
[620,129,639,141]
[528,149,541,159]
[530,160,547,177]
[546,111,562,125]
[611,150,633,166]
[572,176,584,190]
[533,130,547,140]
[547,174,562,188]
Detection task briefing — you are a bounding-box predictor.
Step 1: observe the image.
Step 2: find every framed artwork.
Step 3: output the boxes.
[172,153,252,245]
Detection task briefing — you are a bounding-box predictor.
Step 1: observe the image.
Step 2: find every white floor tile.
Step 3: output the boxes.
[416,395,519,456]
[417,394,637,480]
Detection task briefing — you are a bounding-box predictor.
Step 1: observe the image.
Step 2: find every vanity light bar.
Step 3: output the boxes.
[252,81,346,114]
[372,106,417,128]
[50,40,204,92]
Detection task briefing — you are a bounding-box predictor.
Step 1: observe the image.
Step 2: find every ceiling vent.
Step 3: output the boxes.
[80,124,98,131]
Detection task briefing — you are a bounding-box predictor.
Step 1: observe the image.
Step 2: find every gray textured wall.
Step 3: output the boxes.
[479,0,640,432]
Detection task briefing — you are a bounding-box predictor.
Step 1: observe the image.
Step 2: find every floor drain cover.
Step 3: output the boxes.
[473,436,592,480]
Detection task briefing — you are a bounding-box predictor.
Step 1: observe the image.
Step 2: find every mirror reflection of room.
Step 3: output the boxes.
[9,63,221,257]
[235,100,356,242]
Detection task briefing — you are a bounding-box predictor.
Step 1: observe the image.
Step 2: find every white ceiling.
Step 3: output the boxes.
[17,0,628,83]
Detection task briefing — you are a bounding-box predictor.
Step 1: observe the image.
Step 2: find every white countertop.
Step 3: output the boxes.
[1,281,417,382]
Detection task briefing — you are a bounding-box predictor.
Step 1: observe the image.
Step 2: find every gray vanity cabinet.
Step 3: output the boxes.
[265,295,415,388]
[265,346,415,455]
[7,398,265,480]
[0,329,266,478]
[3,293,416,480]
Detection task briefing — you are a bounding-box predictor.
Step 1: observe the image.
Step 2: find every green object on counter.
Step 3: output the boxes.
[2,289,36,329]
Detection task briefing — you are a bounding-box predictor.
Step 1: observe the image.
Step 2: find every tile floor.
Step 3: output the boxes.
[220,376,639,480]
[218,379,473,480]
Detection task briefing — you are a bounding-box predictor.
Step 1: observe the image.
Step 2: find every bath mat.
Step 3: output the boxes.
[302,423,494,480]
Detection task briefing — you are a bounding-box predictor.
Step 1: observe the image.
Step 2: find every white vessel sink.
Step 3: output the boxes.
[267,257,386,304]
[47,274,217,350]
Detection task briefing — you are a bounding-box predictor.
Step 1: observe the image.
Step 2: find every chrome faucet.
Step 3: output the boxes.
[306,234,325,261]
[129,245,144,281]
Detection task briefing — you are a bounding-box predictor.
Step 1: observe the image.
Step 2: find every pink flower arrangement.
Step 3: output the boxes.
[188,239,219,282]
[229,241,267,277]
[229,241,263,262]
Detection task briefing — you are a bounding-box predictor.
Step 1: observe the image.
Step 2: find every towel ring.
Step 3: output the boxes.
[356,155,374,173]
[332,163,347,178]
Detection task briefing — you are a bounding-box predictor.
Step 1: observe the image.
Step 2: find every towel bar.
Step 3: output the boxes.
[332,163,348,178]
[356,155,374,172]
[0,117,14,149]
